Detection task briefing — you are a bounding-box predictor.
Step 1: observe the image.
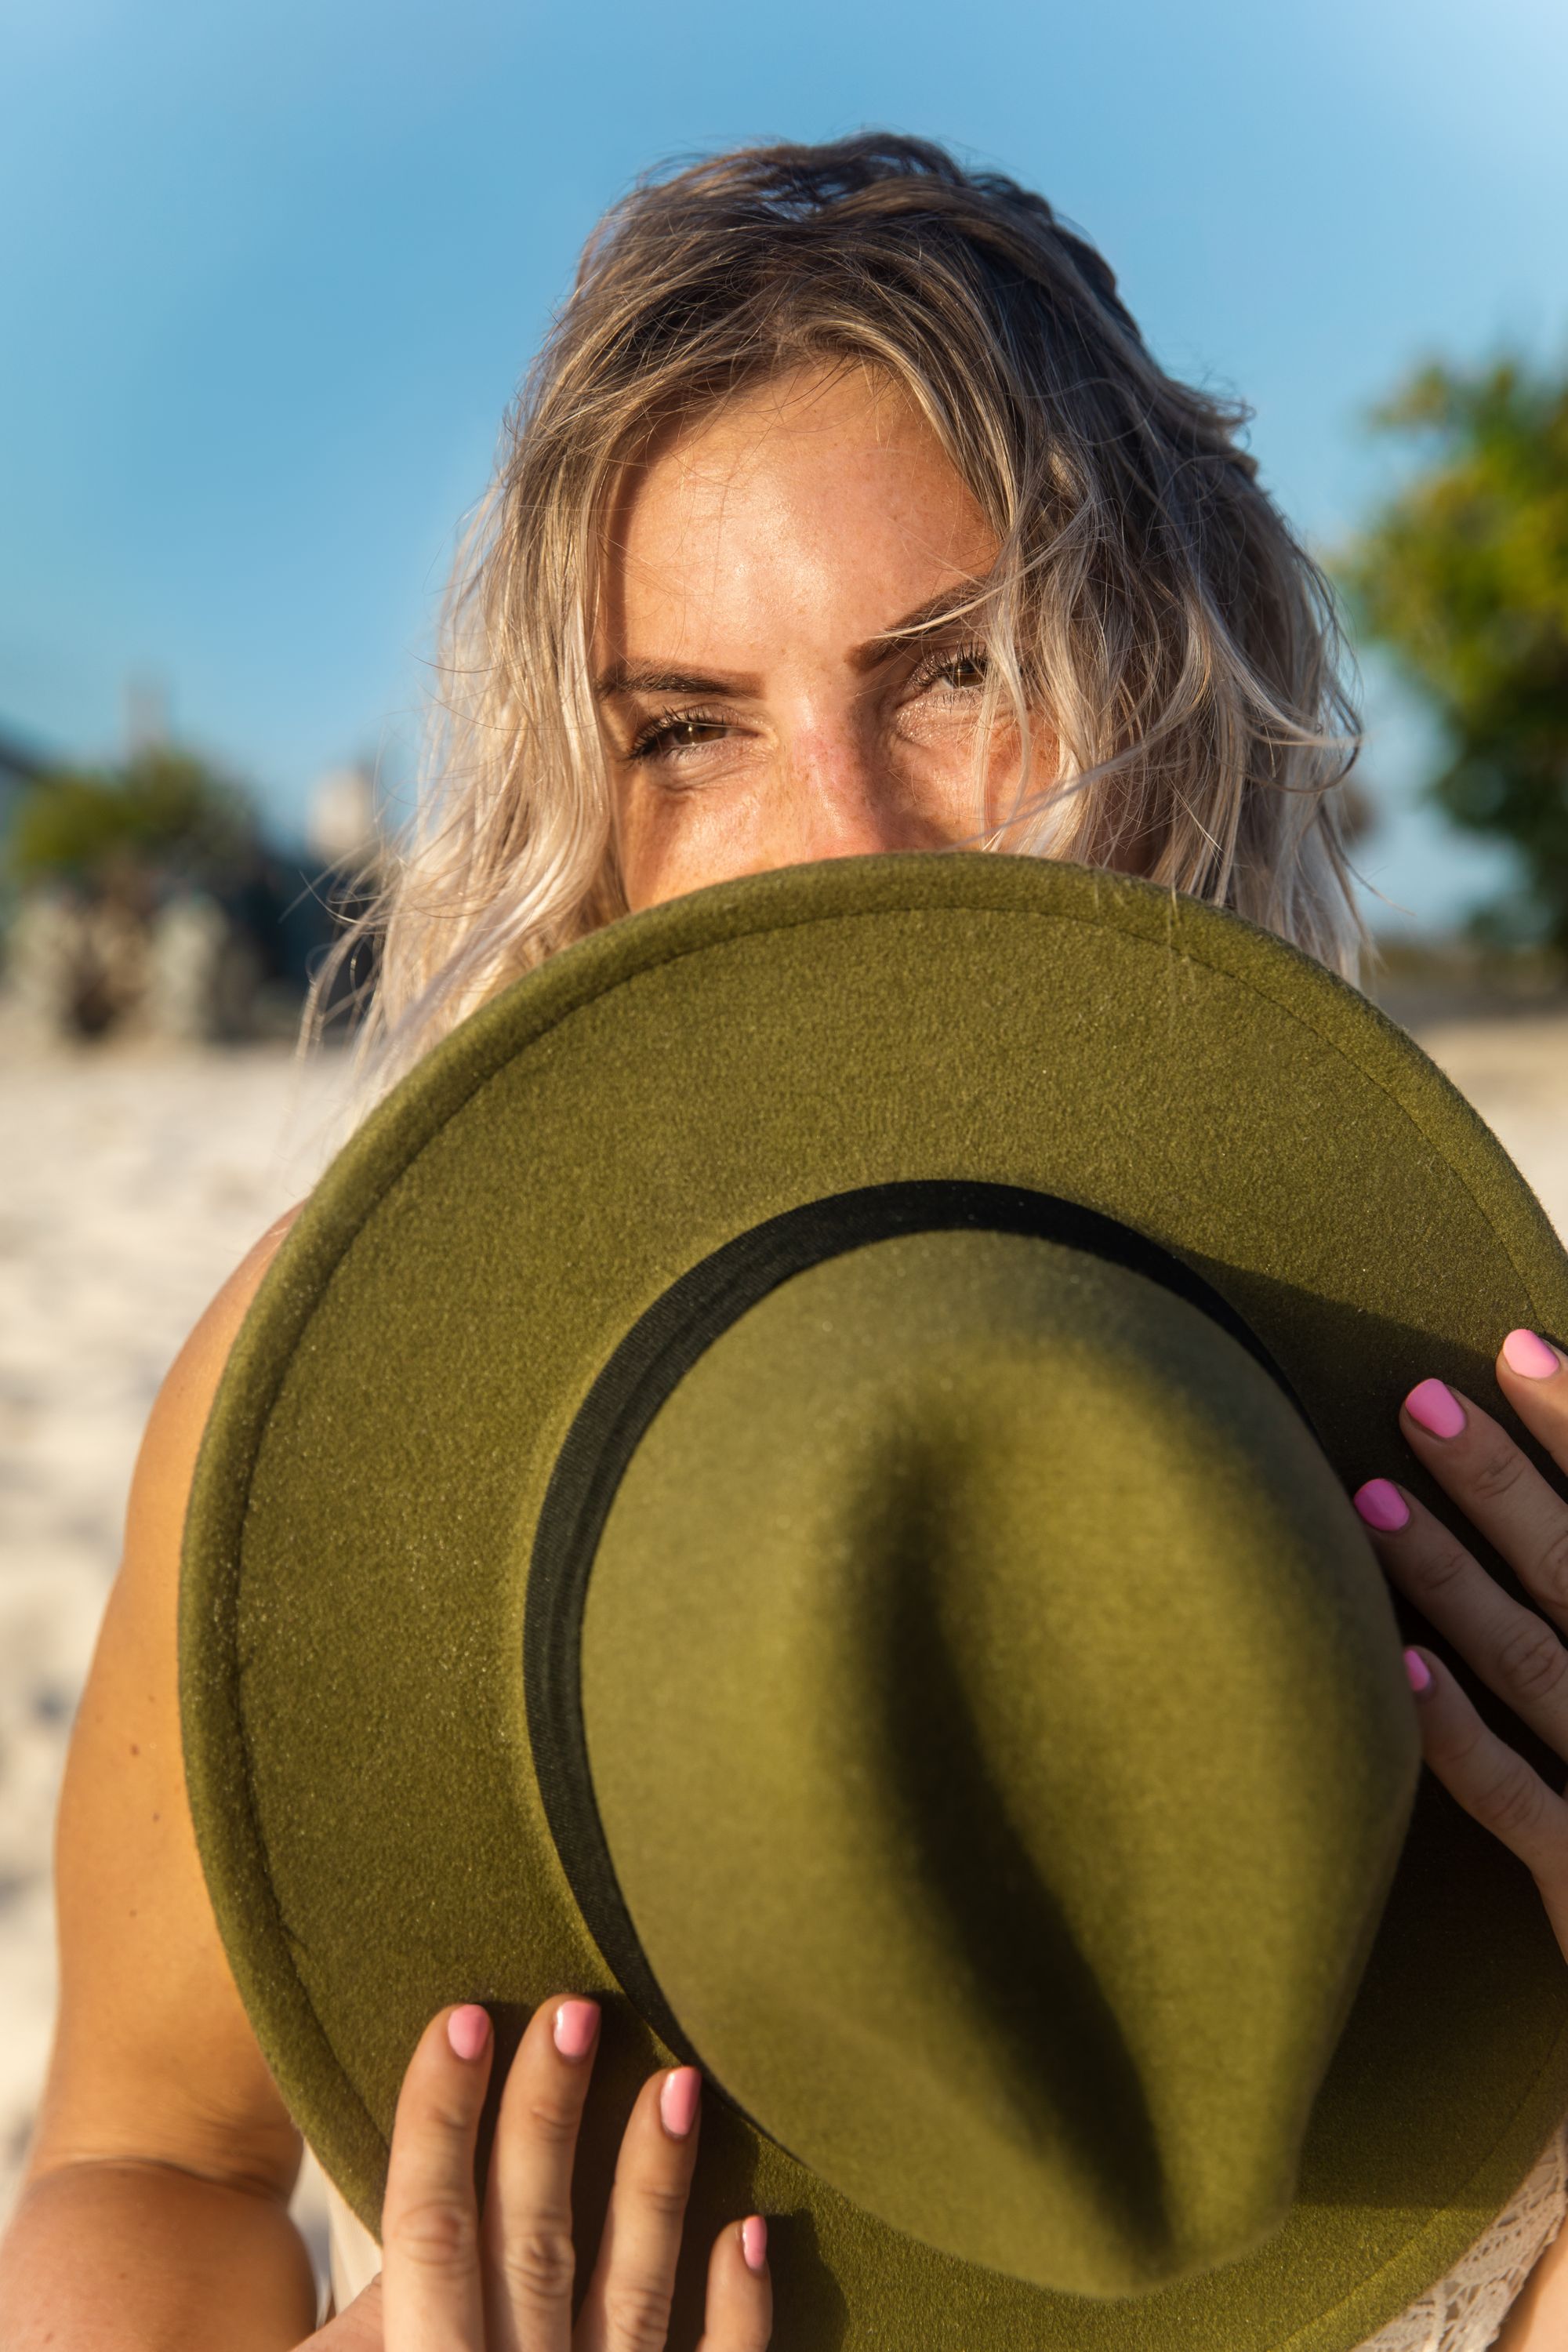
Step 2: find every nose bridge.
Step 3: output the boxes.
[784,706,901,857]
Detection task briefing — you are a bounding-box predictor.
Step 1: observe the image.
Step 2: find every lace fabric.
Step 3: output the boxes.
[1353,2117,1568,2352]
[314,2116,1568,2346]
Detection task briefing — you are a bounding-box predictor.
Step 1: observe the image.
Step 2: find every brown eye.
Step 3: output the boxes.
[627,710,731,760]
[913,644,989,697]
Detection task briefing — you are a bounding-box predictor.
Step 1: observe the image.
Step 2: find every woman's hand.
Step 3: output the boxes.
[305,1995,771,2350]
[1353,1327,1568,1961]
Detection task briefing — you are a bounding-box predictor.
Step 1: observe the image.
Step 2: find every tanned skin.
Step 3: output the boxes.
[6,365,1568,2348]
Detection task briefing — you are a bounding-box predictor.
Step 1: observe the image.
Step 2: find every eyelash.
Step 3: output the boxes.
[626,706,730,763]
[622,643,991,764]
[906,641,989,696]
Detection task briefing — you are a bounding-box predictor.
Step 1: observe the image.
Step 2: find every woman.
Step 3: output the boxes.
[5,133,1568,2351]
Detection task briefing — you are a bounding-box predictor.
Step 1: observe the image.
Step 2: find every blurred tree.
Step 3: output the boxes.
[1340,354,1568,953]
[6,745,256,891]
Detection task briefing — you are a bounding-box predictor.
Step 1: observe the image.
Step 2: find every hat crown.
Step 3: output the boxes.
[582,1227,1421,2296]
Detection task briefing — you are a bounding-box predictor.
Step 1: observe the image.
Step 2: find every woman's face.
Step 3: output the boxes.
[594,362,1054,913]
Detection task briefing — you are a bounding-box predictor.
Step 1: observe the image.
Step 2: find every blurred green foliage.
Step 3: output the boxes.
[7,746,256,891]
[1340,354,1568,953]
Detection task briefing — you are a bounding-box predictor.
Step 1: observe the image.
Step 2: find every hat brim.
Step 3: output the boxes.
[181,851,1568,2352]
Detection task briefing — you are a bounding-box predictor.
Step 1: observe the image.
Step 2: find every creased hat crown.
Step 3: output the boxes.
[583,1227,1420,2296]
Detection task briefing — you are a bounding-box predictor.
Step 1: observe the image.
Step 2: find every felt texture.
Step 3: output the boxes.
[178,850,1568,2352]
[585,1231,1421,2296]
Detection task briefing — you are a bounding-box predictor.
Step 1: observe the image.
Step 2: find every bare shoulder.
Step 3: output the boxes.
[124,1206,301,1570]
[31,1207,307,2194]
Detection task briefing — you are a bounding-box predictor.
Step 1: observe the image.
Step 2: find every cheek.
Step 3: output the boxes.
[981,713,1057,811]
[896,706,1050,813]
[615,775,769,911]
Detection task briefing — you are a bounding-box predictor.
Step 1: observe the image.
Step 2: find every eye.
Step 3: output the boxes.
[626,709,731,760]
[910,642,989,695]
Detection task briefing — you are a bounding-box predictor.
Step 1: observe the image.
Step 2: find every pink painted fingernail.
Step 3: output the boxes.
[1404,1647,1433,1696]
[742,2215,768,2274]
[1354,1479,1410,1533]
[1503,1328,1562,1381]
[1405,1378,1466,1440]
[553,1999,599,2061]
[660,2066,701,2140]
[447,2005,491,2062]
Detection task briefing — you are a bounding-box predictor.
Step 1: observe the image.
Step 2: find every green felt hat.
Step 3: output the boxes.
[181,851,1568,2352]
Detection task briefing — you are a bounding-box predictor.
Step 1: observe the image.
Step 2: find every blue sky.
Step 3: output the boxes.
[2,0,1565,931]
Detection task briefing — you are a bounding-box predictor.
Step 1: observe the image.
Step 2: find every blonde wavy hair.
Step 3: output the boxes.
[317,133,1364,1097]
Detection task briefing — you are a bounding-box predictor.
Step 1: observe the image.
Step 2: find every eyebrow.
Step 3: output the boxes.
[847,582,994,674]
[593,581,994,702]
[593,659,755,701]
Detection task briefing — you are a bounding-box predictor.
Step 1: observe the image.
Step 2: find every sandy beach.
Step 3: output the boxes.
[2,998,1565,2245]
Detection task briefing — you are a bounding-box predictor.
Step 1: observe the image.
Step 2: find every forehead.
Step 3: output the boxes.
[595,363,996,655]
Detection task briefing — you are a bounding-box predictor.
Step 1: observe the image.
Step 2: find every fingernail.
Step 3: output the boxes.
[1504,1328,1562,1381]
[742,2214,768,2274]
[1354,1478,1410,1533]
[1405,1378,1466,1440]
[659,2066,701,2140]
[447,2005,491,2062]
[1404,1646,1434,1696]
[553,1999,599,2061]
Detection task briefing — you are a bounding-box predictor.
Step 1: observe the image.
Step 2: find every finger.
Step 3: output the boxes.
[298,2274,384,2349]
[381,2004,493,2352]
[481,1994,600,2352]
[1355,1478,1568,1756]
[695,2215,771,2352]
[1402,1644,1568,1942]
[576,2065,702,2352]
[1497,1328,1568,1480]
[1397,1377,1568,1626]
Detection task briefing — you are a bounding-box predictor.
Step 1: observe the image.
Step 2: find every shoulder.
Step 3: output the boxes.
[129,1204,301,1552]
[138,1214,300,1505]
